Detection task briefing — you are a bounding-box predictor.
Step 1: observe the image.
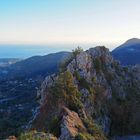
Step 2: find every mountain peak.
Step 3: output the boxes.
[124,38,140,46]
[112,38,140,65]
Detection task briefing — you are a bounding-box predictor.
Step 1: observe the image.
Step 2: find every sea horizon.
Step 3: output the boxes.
[0,43,118,59]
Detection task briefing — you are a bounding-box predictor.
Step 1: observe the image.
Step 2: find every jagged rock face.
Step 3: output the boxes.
[59,107,86,140]
[88,47,113,64]
[32,46,140,139]
[67,51,92,81]
[38,46,119,106]
[67,47,116,99]
[37,74,57,105]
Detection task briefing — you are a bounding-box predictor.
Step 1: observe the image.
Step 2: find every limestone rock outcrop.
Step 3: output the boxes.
[32,46,140,139]
[59,107,86,140]
[6,136,17,140]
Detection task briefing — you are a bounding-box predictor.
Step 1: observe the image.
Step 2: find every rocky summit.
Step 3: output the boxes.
[13,46,140,140]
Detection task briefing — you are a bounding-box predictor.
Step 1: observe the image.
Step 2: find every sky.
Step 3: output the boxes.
[0,0,140,48]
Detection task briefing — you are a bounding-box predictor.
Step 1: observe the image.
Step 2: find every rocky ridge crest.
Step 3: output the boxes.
[31,46,140,140]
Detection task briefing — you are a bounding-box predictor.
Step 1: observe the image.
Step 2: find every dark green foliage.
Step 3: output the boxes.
[73,69,95,95]
[91,77,96,83]
[109,82,140,136]
[78,77,94,95]
[18,131,49,140]
[92,86,109,120]
[59,47,83,72]
[123,67,129,73]
[94,58,102,73]
[75,132,95,140]
[48,116,60,137]
[50,71,83,111]
[99,46,107,51]
[59,54,74,72]
[74,70,81,81]
[72,47,83,59]
[112,61,120,72]
[105,72,114,84]
[83,118,107,140]
[0,77,38,139]
[79,78,90,90]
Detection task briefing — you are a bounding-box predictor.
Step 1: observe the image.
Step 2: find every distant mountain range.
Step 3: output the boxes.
[112,38,140,65]
[0,51,70,78]
[1,38,140,79]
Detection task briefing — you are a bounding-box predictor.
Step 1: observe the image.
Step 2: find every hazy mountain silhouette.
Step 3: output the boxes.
[112,38,140,65]
[0,51,70,78]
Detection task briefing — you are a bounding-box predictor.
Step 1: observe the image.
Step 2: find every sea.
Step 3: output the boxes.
[0,43,117,59]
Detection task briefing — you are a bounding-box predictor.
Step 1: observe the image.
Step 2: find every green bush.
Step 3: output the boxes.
[79,78,90,90]
[72,47,83,59]
[91,77,96,83]
[83,118,107,140]
[50,71,83,111]
[18,131,48,140]
[79,77,94,95]
[48,116,60,137]
[74,70,81,81]
[76,132,95,140]
[59,54,74,72]
[94,58,102,73]
[59,47,83,72]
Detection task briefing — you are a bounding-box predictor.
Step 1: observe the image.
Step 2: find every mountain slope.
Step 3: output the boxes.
[0,51,71,139]
[112,38,140,65]
[30,47,140,140]
[0,51,70,78]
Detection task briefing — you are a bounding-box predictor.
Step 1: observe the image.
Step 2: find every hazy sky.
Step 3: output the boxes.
[0,0,140,46]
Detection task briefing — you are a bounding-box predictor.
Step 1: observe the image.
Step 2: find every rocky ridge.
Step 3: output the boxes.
[30,46,140,140]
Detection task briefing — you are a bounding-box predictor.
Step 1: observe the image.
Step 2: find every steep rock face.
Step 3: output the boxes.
[37,74,57,105]
[59,107,86,140]
[67,51,92,81]
[88,47,113,63]
[32,46,140,139]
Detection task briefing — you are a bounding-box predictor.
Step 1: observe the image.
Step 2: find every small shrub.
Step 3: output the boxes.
[48,116,60,137]
[94,58,102,73]
[91,77,96,83]
[72,47,83,59]
[123,67,129,72]
[74,70,81,81]
[18,131,46,140]
[59,54,74,72]
[83,118,107,140]
[79,78,90,90]
[105,72,114,84]
[76,132,95,140]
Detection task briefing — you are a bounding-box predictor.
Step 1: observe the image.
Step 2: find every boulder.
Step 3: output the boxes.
[6,136,17,140]
[59,107,86,140]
